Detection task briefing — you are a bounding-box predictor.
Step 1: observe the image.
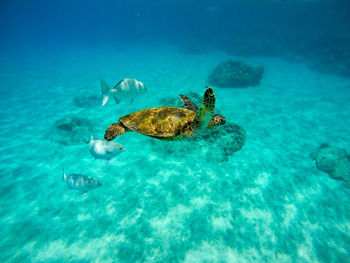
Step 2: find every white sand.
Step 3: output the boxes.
[0,44,349,262]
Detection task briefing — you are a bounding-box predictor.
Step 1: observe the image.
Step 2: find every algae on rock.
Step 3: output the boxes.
[310,143,350,186]
[207,60,264,88]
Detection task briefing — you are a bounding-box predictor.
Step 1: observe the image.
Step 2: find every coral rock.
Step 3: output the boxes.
[51,115,96,145]
[311,144,350,185]
[207,60,264,88]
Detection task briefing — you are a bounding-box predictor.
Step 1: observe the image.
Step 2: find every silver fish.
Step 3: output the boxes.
[62,168,102,193]
[89,136,125,164]
[101,78,147,105]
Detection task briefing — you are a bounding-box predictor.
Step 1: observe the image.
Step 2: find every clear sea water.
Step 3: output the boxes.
[1,1,350,262]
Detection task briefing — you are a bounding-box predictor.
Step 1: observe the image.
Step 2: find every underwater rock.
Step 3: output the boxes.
[307,59,350,78]
[310,144,350,186]
[73,94,100,108]
[218,33,350,78]
[202,122,246,162]
[295,36,350,78]
[156,93,245,162]
[207,60,264,88]
[51,115,96,145]
[150,122,246,162]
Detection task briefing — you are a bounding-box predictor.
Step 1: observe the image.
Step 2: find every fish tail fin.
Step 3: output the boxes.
[100,79,110,106]
[62,167,67,182]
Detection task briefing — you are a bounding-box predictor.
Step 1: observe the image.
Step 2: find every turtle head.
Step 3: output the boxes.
[207,114,226,128]
[104,122,128,141]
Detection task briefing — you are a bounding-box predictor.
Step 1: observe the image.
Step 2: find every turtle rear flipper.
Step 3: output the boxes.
[192,87,215,132]
[179,94,198,112]
[104,123,129,141]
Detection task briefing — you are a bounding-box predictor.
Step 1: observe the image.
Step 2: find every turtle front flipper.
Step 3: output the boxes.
[179,94,198,112]
[191,87,215,133]
[104,123,129,141]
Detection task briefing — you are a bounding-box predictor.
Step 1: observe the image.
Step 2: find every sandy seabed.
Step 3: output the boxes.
[0,45,350,262]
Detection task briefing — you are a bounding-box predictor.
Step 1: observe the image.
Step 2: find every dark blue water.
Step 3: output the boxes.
[1,1,350,71]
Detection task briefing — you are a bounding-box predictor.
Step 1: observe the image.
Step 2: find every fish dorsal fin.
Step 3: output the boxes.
[110,79,125,104]
[113,79,125,89]
[192,87,215,132]
[179,94,198,112]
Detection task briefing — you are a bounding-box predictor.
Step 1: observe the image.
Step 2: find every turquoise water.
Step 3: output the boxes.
[1,0,350,261]
[1,45,350,262]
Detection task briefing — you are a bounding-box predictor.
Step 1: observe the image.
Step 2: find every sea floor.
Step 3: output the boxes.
[0,44,350,262]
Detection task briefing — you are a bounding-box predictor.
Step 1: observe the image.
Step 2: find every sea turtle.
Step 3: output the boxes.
[104,87,226,141]
[178,94,226,128]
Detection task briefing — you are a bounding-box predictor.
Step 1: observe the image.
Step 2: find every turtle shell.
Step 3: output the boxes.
[120,107,196,138]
